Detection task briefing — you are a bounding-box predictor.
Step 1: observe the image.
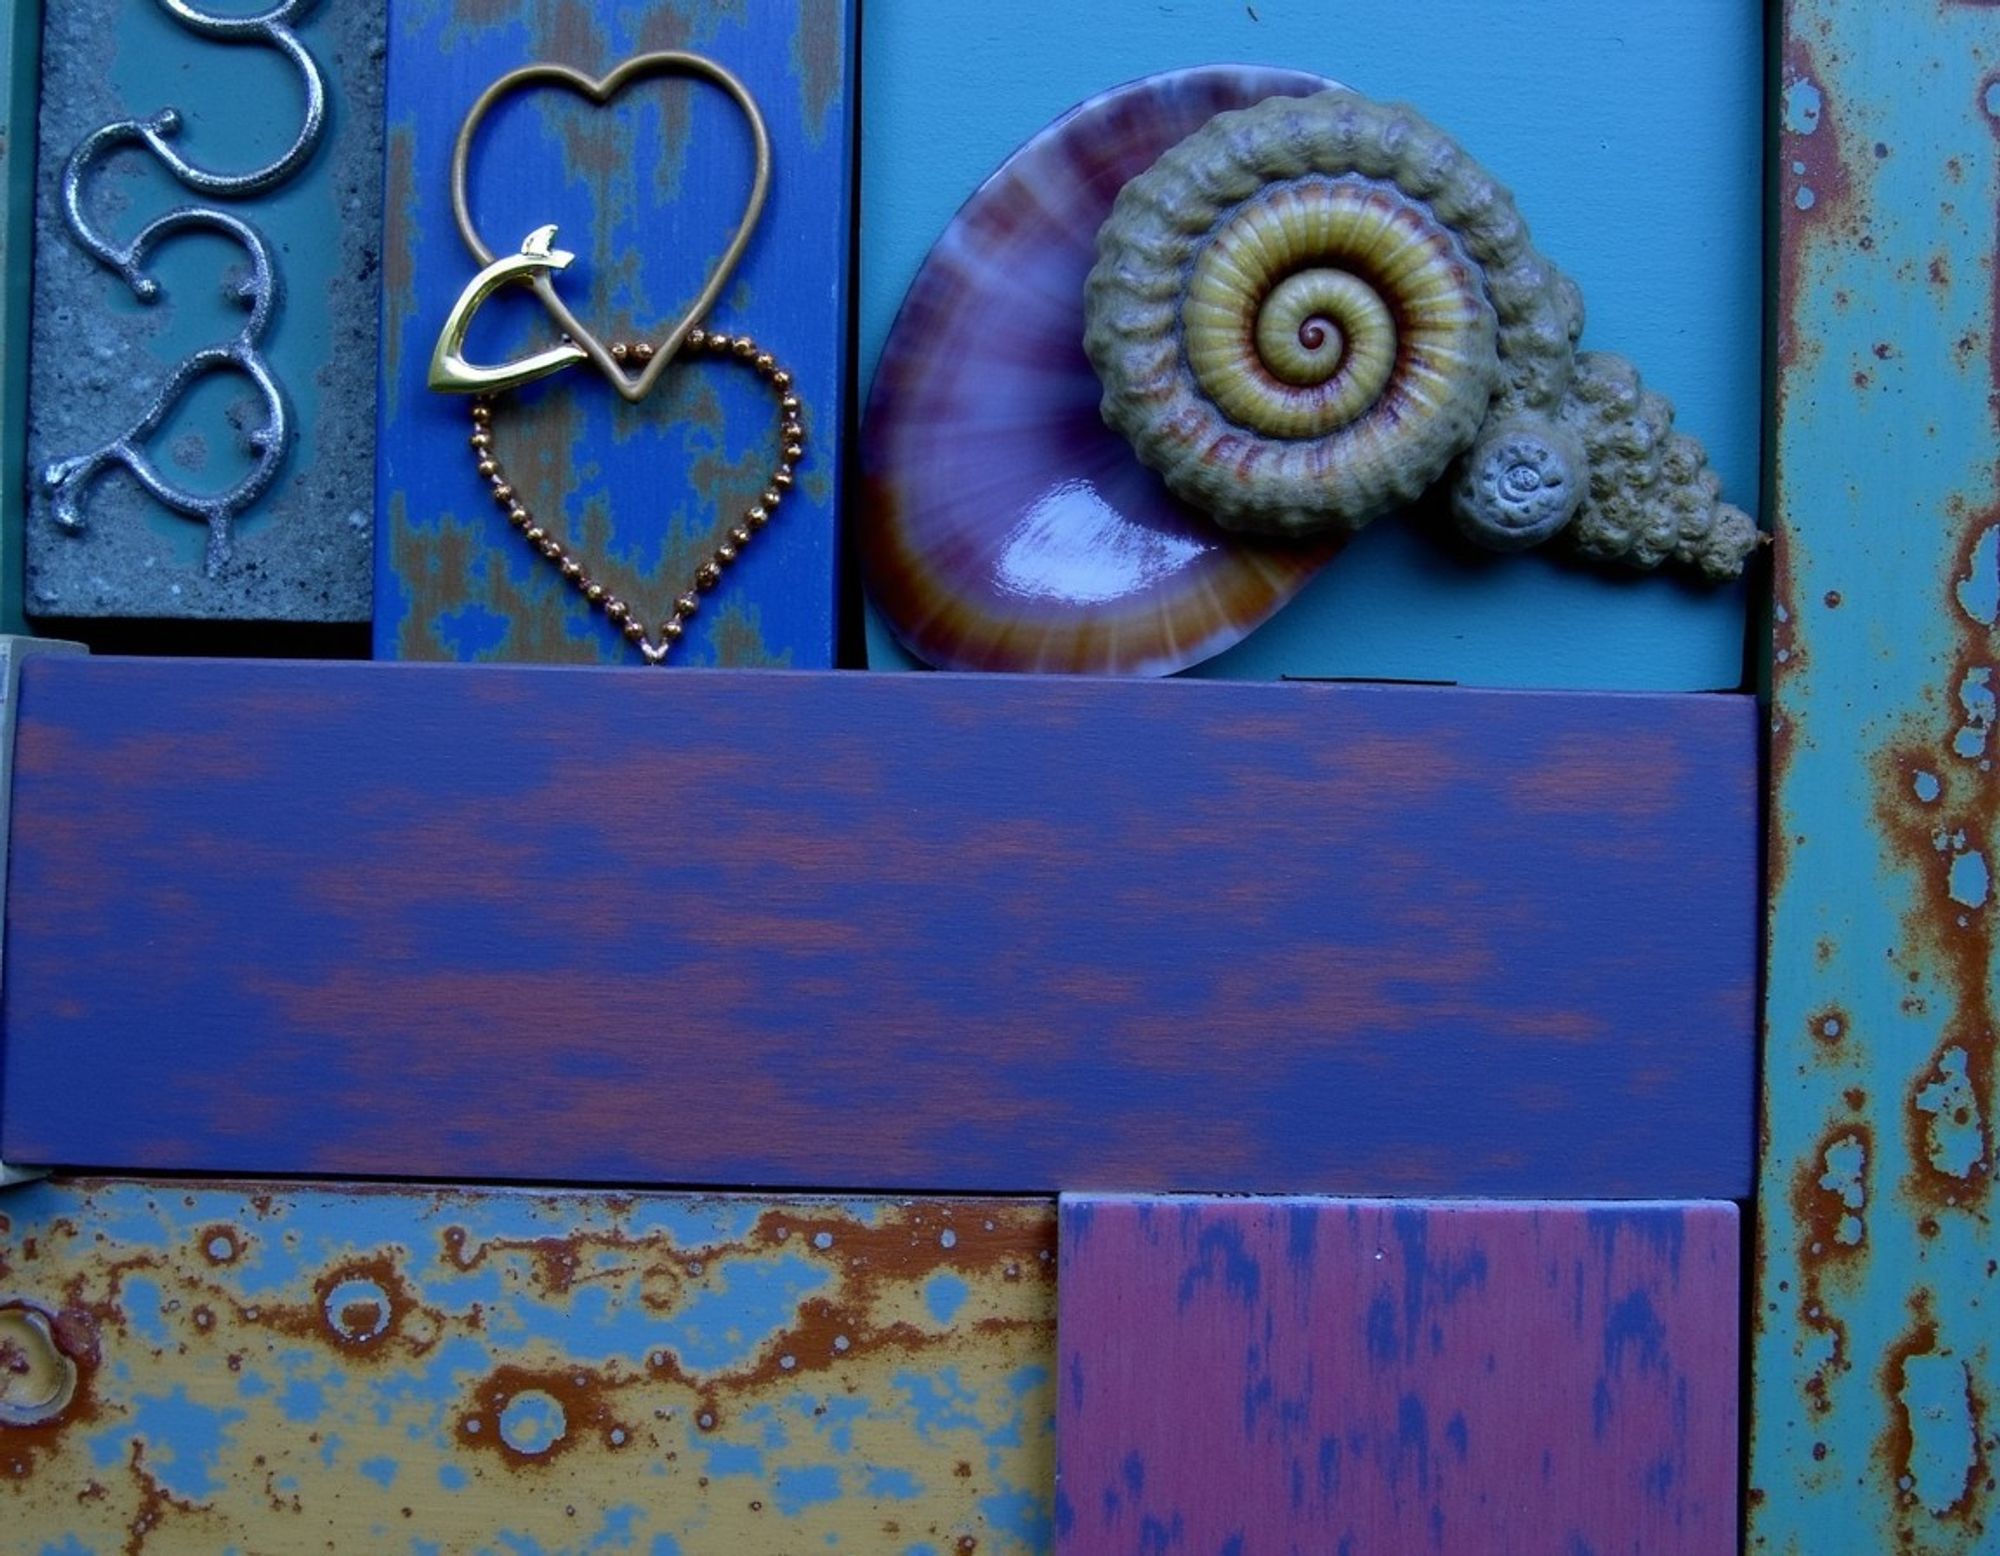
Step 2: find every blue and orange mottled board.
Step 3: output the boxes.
[375,0,849,667]
[2,657,1757,1195]
[0,1179,1055,1553]
[1057,1196,1740,1556]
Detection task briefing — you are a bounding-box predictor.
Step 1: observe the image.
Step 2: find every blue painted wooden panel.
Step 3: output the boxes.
[1059,1196,1740,1555]
[0,1178,1056,1553]
[858,0,1760,688]
[2,657,1757,1195]
[375,0,849,668]
[1751,4,2000,1552]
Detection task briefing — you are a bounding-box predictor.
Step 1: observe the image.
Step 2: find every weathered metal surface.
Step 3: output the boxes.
[23,0,381,622]
[0,0,36,634]
[375,0,848,667]
[4,657,1757,1197]
[1752,4,2000,1552]
[0,1180,1055,1552]
[0,637,83,1184]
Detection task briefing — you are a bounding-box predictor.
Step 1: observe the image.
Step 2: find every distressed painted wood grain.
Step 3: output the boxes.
[858,0,1760,689]
[1751,4,2000,1552]
[0,636,82,1183]
[2,657,1757,1195]
[0,1179,1053,1553]
[1058,1195,1740,1556]
[376,0,848,668]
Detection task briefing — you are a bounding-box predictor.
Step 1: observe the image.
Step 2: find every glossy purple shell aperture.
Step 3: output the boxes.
[859,65,1344,676]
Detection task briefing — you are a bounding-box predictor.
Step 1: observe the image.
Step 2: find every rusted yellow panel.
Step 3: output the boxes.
[0,1180,1055,1553]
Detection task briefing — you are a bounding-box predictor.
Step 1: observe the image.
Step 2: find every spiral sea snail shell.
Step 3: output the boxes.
[1085,89,1758,580]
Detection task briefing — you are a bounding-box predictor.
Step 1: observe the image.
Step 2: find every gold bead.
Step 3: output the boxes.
[491,483,514,505]
[470,402,493,423]
[661,618,685,641]
[523,526,546,544]
[508,503,530,526]
[584,583,606,604]
[771,370,792,391]
[781,421,805,442]
[470,431,492,451]
[538,536,562,559]
[761,488,783,509]
[622,619,648,643]
[745,505,768,529]
[610,341,629,362]
[755,353,775,373]
[779,394,800,415]
[728,525,751,547]
[707,332,733,353]
[696,561,722,589]
[783,443,804,463]
[559,558,582,580]
[676,592,700,616]
[631,342,655,363]
[771,469,794,490]
[476,458,499,479]
[734,338,757,360]
[605,599,628,623]
[687,328,707,350]
[714,542,738,564]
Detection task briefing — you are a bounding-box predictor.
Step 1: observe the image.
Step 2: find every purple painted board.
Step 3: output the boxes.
[1057,1196,1740,1556]
[1,657,1756,1194]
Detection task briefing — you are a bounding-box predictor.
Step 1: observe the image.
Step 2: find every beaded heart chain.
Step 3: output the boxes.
[428,52,802,666]
[464,328,805,665]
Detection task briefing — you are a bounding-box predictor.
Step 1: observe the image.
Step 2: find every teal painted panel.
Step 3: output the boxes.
[0,0,36,634]
[1751,3,2000,1553]
[0,1179,1056,1553]
[858,0,1760,688]
[22,0,380,621]
[375,0,850,668]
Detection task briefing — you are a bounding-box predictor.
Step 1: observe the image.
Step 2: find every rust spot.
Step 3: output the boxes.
[242,1251,441,1365]
[1932,255,1953,288]
[121,1438,204,1555]
[1826,590,1844,607]
[1777,39,1859,381]
[1812,1006,1850,1050]
[196,1226,243,1267]
[458,1362,621,1470]
[1789,1119,1873,1414]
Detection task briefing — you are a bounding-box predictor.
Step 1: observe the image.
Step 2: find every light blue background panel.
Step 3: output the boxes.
[859,0,1761,688]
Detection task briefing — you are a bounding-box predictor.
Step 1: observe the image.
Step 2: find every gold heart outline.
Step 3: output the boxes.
[449,52,772,404]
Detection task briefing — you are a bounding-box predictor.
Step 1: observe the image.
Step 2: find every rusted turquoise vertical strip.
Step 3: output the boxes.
[0,0,35,633]
[1753,4,2000,1551]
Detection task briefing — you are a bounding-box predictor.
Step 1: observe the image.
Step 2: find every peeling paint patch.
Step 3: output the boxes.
[1953,668,1995,760]
[1785,76,1825,134]
[1956,525,2000,626]
[1897,1352,1979,1517]
[1948,849,1991,908]
[1913,1047,1990,1181]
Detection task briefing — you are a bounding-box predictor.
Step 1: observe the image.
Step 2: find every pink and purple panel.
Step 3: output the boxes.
[1057,1196,1739,1556]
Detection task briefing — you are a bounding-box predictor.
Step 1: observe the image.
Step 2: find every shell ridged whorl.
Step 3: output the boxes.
[1086,90,1575,537]
[1085,88,1759,578]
